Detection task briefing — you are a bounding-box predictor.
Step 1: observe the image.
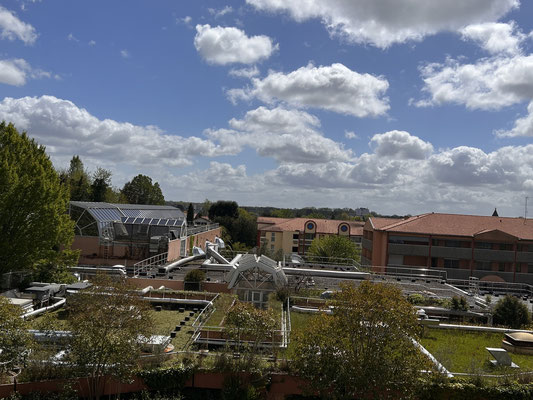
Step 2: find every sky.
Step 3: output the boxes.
[1,0,533,217]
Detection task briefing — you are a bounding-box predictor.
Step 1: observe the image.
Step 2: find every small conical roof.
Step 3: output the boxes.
[492,208,499,217]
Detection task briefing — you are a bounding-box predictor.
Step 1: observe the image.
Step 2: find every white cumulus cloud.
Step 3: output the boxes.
[206,106,352,163]
[0,5,37,44]
[246,0,518,48]
[194,24,277,65]
[0,59,50,86]
[417,54,533,110]
[370,130,433,159]
[460,21,525,55]
[0,95,233,168]
[228,63,389,117]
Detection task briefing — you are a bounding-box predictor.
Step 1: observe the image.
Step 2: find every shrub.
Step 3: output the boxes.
[493,295,530,329]
[184,269,206,283]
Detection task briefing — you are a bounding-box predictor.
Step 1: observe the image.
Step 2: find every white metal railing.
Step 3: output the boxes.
[133,252,168,276]
[187,223,220,236]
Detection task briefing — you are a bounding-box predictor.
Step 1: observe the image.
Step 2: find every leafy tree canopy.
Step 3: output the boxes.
[493,295,531,329]
[208,200,239,220]
[0,122,77,275]
[307,234,360,262]
[67,275,154,399]
[0,296,32,374]
[121,174,165,205]
[291,281,429,399]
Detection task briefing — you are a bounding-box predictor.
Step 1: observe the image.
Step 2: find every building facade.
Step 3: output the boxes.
[69,201,221,267]
[257,217,363,256]
[361,213,533,284]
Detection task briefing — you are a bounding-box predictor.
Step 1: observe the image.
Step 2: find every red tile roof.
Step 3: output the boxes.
[369,213,533,240]
[258,217,364,235]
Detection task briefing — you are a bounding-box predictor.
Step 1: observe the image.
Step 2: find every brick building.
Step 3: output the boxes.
[257,217,363,256]
[361,213,533,283]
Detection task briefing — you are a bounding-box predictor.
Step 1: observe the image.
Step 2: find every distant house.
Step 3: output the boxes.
[69,201,220,268]
[193,215,210,226]
[362,212,533,284]
[257,217,364,256]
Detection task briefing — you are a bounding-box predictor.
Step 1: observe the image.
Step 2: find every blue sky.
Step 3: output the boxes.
[1,0,533,216]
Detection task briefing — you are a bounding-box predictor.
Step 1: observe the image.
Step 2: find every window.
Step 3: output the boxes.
[270,244,275,251]
[305,233,315,240]
[271,232,275,241]
[443,259,459,269]
[306,222,315,230]
[475,242,493,249]
[431,258,438,268]
[293,233,299,240]
[340,224,348,233]
[499,243,513,251]
[499,263,506,272]
[444,240,468,248]
[476,261,491,271]
[528,264,533,274]
[292,246,298,253]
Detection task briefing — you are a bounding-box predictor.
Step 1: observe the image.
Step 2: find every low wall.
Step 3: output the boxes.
[0,373,305,400]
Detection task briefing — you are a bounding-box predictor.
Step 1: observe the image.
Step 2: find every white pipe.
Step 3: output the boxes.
[140,297,212,306]
[412,338,453,378]
[160,254,205,274]
[291,305,332,314]
[22,297,66,319]
[138,286,154,295]
[205,243,230,265]
[283,267,370,279]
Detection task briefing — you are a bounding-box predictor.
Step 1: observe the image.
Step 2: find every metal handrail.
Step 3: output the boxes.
[133,252,168,276]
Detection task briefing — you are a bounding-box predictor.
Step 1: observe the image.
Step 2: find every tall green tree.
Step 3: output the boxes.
[67,155,91,201]
[307,235,360,262]
[186,202,195,225]
[292,282,429,400]
[0,122,77,275]
[90,167,113,202]
[208,200,239,220]
[121,174,165,205]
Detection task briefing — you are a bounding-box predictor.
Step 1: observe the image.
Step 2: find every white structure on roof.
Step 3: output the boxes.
[226,254,288,307]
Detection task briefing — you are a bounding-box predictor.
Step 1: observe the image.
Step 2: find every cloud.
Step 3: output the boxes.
[0,59,50,86]
[460,21,525,55]
[0,5,37,44]
[208,6,233,18]
[120,49,130,58]
[229,66,260,78]
[178,16,193,27]
[228,63,389,117]
[194,24,278,65]
[246,0,518,48]
[2,94,532,215]
[417,54,533,110]
[428,145,533,187]
[0,95,233,168]
[496,100,533,137]
[206,106,352,163]
[88,40,96,46]
[344,130,357,139]
[67,33,79,42]
[370,130,433,159]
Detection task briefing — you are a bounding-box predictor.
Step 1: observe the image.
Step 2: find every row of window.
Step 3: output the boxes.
[388,236,530,251]
[432,258,533,273]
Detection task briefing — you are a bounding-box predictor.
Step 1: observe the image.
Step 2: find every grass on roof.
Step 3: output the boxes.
[420,327,533,373]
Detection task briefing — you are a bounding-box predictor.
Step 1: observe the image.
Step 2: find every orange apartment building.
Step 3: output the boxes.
[257,217,364,256]
[361,213,533,284]
[69,201,221,268]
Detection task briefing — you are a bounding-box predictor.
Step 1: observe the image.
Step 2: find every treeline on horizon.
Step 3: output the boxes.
[61,155,408,221]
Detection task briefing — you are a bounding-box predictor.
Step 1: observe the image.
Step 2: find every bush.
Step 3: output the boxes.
[451,296,468,311]
[184,269,206,283]
[493,295,530,328]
